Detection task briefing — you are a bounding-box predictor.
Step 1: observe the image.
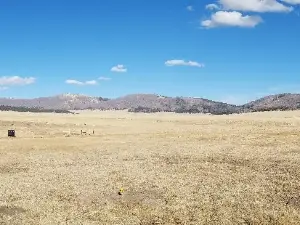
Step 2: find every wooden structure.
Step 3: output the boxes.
[8,130,16,137]
[80,129,95,135]
[80,123,95,136]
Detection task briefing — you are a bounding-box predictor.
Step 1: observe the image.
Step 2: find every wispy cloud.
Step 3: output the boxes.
[206,3,220,10]
[0,76,36,86]
[202,11,263,28]
[98,76,111,81]
[111,65,127,73]
[218,0,293,13]
[165,59,204,67]
[281,0,300,5]
[65,79,97,86]
[187,5,194,11]
[85,80,97,85]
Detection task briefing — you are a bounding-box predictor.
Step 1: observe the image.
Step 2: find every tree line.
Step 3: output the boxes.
[0,105,73,114]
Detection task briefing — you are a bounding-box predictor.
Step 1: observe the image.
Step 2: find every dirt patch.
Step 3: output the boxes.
[120,185,166,208]
[0,205,26,216]
[203,155,253,168]
[286,196,300,208]
[0,164,29,174]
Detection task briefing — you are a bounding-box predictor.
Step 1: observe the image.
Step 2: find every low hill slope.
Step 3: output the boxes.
[242,93,300,112]
[0,93,299,114]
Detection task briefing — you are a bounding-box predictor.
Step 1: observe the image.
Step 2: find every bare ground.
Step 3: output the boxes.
[0,110,300,224]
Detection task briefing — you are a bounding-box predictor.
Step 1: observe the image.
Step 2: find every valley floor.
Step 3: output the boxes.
[1,110,300,224]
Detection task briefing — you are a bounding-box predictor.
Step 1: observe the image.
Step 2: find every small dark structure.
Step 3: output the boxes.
[80,129,94,135]
[8,130,16,137]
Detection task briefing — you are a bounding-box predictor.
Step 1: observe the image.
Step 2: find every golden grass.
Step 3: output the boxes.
[1,110,300,224]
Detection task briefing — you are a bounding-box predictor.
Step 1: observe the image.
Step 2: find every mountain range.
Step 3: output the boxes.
[0,93,300,115]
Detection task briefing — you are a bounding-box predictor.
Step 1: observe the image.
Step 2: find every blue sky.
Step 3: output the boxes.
[0,0,299,104]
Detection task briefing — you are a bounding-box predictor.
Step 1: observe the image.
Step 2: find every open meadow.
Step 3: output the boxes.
[1,110,300,224]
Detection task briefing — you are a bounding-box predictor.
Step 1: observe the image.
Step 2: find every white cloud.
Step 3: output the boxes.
[65,79,98,86]
[0,76,35,86]
[202,11,263,28]
[206,3,220,10]
[165,59,204,67]
[65,80,83,85]
[218,0,293,12]
[281,0,300,5]
[111,65,127,73]
[187,5,194,11]
[85,80,97,85]
[98,76,111,81]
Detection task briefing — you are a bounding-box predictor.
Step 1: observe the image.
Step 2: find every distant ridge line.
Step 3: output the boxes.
[0,93,299,115]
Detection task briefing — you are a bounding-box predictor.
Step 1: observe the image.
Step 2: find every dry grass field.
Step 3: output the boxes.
[1,110,300,224]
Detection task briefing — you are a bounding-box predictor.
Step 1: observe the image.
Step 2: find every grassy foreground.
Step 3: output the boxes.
[0,110,300,224]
